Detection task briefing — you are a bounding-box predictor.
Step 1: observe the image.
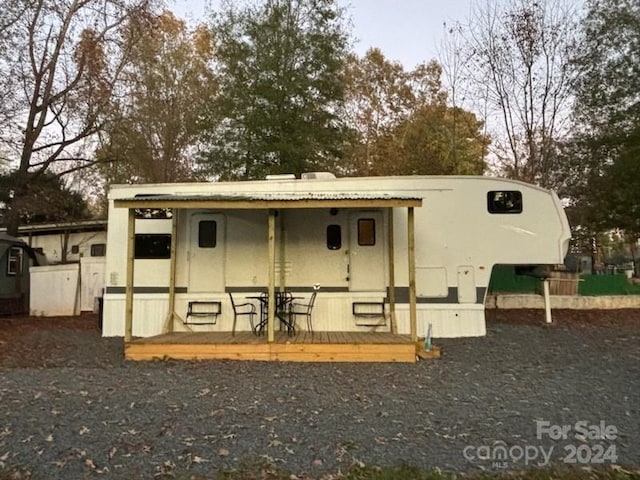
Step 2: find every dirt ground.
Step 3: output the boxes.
[1,309,639,367]
[0,313,108,368]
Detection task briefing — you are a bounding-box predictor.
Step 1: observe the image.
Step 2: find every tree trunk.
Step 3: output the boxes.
[630,236,639,278]
[4,201,20,237]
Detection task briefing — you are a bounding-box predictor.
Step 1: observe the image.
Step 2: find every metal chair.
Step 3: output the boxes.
[228,292,257,335]
[289,291,317,333]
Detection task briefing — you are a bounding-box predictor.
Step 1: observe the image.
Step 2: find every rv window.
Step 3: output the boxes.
[135,234,171,259]
[198,221,217,248]
[358,218,376,246]
[71,245,80,254]
[91,243,106,257]
[487,191,523,214]
[326,224,342,250]
[7,247,22,275]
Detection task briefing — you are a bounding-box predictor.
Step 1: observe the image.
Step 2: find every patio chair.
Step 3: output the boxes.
[228,292,257,336]
[289,291,317,333]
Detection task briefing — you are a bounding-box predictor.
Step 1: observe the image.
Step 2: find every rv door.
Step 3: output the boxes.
[349,212,385,292]
[188,213,226,293]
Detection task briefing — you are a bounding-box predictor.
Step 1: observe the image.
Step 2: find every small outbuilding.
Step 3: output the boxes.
[0,233,46,315]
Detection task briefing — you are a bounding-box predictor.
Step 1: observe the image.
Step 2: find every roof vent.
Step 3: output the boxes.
[265,174,296,181]
[301,172,336,180]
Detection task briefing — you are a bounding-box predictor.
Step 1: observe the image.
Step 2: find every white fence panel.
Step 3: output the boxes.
[30,264,80,316]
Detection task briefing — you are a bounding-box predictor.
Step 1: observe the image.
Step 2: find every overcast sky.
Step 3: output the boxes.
[170,0,476,68]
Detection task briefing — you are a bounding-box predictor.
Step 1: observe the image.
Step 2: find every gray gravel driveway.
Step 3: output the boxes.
[0,310,638,479]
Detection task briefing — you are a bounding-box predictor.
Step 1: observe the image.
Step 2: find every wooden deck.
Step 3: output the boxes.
[125,331,421,362]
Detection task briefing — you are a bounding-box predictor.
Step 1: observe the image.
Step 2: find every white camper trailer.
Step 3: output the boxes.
[102,174,570,354]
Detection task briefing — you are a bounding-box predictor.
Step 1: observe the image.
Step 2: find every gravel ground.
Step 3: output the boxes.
[0,310,639,479]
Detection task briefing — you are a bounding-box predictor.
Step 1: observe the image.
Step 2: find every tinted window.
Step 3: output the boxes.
[71,245,80,254]
[487,191,523,214]
[358,218,376,246]
[135,234,171,259]
[326,224,342,250]
[91,243,106,257]
[199,221,217,248]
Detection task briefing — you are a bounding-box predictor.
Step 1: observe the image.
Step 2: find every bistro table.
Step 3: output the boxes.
[247,291,297,336]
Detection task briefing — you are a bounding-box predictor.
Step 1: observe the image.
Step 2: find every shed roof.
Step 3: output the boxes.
[0,233,27,246]
[114,192,422,210]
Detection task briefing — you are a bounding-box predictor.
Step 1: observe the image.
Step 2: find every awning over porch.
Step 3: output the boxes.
[114,191,422,210]
[114,189,423,350]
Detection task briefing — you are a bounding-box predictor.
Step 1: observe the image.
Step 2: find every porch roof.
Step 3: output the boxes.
[114,192,422,210]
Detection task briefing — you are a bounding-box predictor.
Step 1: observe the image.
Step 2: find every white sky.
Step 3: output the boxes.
[171,0,476,68]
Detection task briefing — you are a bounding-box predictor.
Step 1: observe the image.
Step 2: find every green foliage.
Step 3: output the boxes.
[574,0,640,143]
[0,171,92,226]
[199,0,351,180]
[570,0,640,238]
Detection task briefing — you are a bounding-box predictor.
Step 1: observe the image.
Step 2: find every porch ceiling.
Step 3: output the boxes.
[114,192,422,210]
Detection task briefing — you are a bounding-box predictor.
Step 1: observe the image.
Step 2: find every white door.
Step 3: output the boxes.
[457,266,476,303]
[188,213,225,293]
[80,258,105,311]
[349,212,385,292]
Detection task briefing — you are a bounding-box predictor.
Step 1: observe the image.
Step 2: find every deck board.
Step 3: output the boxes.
[125,331,416,362]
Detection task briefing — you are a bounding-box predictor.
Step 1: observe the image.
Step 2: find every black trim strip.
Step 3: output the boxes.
[105,285,486,303]
[105,286,188,294]
[389,287,486,304]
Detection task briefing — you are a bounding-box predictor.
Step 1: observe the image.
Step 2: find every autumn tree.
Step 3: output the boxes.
[461,0,579,186]
[200,0,351,180]
[343,49,488,176]
[0,0,157,236]
[96,11,216,185]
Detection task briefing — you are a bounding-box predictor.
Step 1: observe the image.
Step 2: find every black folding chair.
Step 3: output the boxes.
[289,291,317,333]
[228,292,257,335]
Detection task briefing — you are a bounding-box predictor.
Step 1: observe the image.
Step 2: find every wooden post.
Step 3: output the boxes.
[543,279,553,324]
[165,211,179,333]
[388,208,397,334]
[279,210,286,292]
[408,207,417,342]
[268,210,276,343]
[124,209,136,342]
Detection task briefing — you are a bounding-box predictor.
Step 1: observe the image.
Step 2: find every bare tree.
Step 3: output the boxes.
[0,0,157,235]
[438,21,490,168]
[463,0,579,186]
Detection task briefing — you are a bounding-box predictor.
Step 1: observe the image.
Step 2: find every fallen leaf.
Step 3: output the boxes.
[218,448,230,457]
[196,388,211,397]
